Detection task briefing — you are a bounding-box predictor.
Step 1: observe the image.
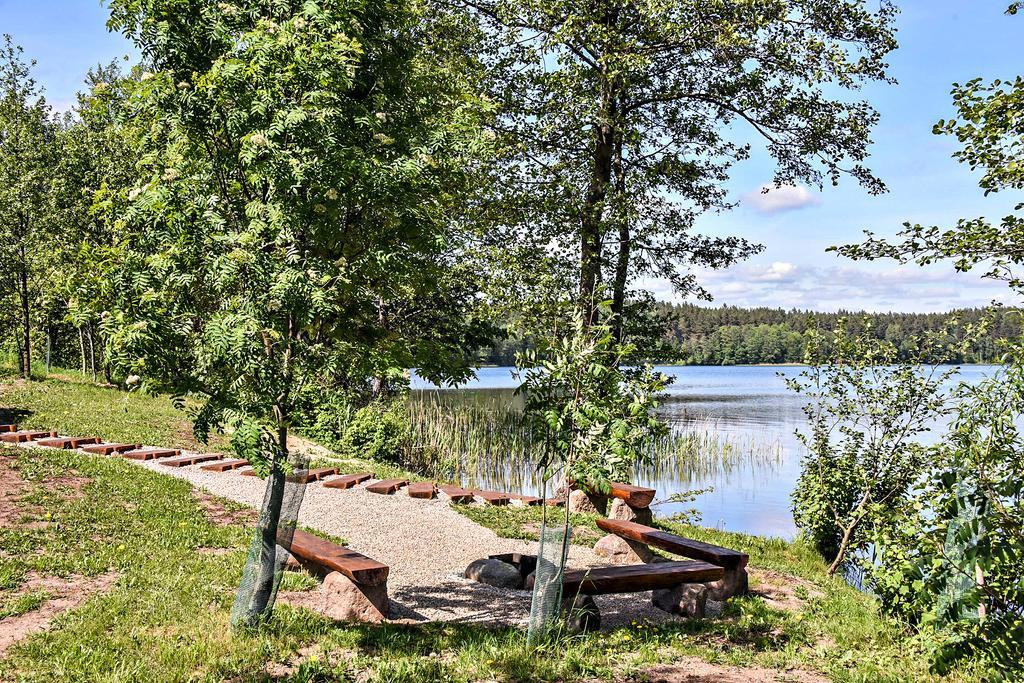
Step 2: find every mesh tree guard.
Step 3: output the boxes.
[527,474,572,643]
[231,451,309,628]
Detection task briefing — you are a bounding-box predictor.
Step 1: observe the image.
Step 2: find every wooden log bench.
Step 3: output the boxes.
[596,518,749,600]
[323,472,373,490]
[366,479,407,495]
[407,482,437,499]
[36,436,101,449]
[0,430,57,444]
[284,529,389,622]
[605,482,656,509]
[201,459,249,472]
[81,443,139,455]
[438,484,474,504]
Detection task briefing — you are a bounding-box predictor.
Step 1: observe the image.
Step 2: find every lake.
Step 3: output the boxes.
[412,365,998,539]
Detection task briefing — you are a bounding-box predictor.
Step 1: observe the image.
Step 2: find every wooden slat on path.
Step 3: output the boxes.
[510,494,543,506]
[563,561,723,596]
[300,468,338,483]
[286,530,389,586]
[407,482,437,499]
[0,431,57,443]
[365,479,408,495]
[0,425,18,433]
[438,484,474,504]
[36,437,100,449]
[474,489,510,506]
[124,448,182,461]
[545,498,566,507]
[81,443,139,455]
[200,459,249,472]
[323,472,373,490]
[160,453,221,467]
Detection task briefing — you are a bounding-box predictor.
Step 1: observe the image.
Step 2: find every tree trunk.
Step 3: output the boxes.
[231,424,289,629]
[17,242,31,380]
[79,326,87,375]
[87,322,97,382]
[579,83,618,326]
[609,130,629,346]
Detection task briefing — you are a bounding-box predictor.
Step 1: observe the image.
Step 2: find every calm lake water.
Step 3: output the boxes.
[412,365,998,539]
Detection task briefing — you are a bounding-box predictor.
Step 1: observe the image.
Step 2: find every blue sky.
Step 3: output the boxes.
[3,0,1021,313]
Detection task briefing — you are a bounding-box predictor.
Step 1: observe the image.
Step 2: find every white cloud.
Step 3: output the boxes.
[742,184,819,215]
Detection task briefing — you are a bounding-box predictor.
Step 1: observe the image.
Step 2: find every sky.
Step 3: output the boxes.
[2,0,1021,314]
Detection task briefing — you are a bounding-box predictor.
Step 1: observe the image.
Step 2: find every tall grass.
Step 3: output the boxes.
[404,392,781,495]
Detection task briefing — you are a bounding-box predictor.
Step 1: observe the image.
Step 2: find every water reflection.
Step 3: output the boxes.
[410,364,997,539]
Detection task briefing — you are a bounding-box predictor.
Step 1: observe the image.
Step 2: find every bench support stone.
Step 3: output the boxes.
[607,498,653,526]
[293,554,390,623]
[593,533,654,565]
[561,593,601,633]
[706,565,749,601]
[652,583,708,618]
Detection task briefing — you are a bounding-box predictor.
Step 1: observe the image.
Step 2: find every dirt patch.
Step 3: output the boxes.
[193,489,256,527]
[0,455,29,528]
[749,569,824,613]
[618,658,827,683]
[0,572,119,657]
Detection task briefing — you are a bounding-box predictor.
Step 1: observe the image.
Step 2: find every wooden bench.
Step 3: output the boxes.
[0,430,57,443]
[323,472,373,490]
[605,482,656,509]
[596,518,749,599]
[81,443,139,455]
[284,529,389,622]
[563,560,723,596]
[37,436,100,449]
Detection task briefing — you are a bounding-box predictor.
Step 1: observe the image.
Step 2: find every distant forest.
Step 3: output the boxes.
[482,304,1021,366]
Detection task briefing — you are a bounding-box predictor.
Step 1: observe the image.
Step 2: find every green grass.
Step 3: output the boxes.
[0,590,49,620]
[0,370,994,682]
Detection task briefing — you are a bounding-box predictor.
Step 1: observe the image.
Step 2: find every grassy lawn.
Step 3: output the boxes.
[0,370,992,682]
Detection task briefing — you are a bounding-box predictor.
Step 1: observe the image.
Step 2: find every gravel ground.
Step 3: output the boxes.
[17,441,688,628]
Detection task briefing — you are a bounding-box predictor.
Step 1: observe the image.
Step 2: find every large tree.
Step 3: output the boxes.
[104,0,490,626]
[0,36,55,379]
[466,0,898,340]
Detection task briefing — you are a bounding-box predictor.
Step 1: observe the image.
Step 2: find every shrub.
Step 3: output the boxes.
[341,402,410,464]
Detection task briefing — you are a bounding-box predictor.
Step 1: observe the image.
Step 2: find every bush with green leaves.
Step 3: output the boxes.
[518,307,670,494]
[341,402,410,465]
[787,319,958,575]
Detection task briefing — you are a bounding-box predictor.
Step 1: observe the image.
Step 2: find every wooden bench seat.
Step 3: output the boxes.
[604,482,656,509]
[287,529,389,586]
[596,518,747,569]
[563,560,723,596]
[36,436,100,449]
[81,443,139,455]
[323,472,373,490]
[0,430,57,443]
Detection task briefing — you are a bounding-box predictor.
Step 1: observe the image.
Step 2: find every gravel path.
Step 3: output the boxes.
[14,440,684,628]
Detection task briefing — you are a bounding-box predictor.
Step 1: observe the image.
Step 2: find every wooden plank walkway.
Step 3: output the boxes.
[323,472,373,490]
[160,453,221,467]
[299,467,338,483]
[0,425,19,433]
[366,479,408,495]
[407,482,437,499]
[438,484,474,504]
[200,459,249,472]
[0,430,57,443]
[36,437,100,449]
[474,489,510,506]
[81,443,138,455]
[124,448,182,461]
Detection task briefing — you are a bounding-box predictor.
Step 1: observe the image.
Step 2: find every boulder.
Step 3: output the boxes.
[593,533,654,564]
[318,571,389,623]
[607,497,653,526]
[706,567,749,601]
[652,583,708,618]
[560,593,601,633]
[567,489,608,515]
[464,558,524,590]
